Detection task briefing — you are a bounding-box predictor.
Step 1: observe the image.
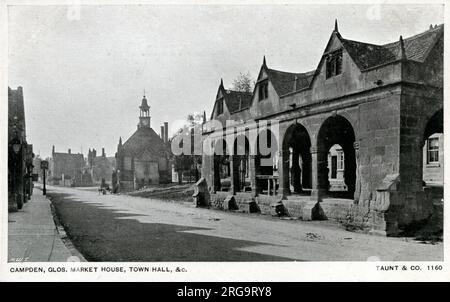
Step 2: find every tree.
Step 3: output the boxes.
[172,113,204,183]
[232,72,255,93]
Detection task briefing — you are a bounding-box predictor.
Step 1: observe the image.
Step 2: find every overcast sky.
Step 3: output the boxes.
[8,3,444,159]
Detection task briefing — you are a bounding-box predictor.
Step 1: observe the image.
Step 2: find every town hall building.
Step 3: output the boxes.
[199,22,443,236]
[114,94,172,191]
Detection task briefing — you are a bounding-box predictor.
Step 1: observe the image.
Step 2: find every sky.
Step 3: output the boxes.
[8,3,444,159]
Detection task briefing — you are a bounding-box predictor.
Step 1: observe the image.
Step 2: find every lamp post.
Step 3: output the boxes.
[41,160,48,195]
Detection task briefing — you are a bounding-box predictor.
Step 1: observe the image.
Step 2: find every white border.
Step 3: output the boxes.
[0,0,448,282]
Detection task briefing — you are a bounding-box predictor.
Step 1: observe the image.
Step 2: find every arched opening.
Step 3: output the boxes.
[422,109,443,201]
[233,135,251,192]
[213,139,231,192]
[317,115,356,199]
[255,129,279,195]
[327,144,347,192]
[282,123,312,195]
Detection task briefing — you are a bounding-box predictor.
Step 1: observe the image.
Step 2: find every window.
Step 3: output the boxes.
[338,152,344,170]
[217,98,224,115]
[326,49,343,79]
[427,137,439,163]
[258,80,269,101]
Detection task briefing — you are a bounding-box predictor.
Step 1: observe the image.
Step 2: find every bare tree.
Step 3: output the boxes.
[232,72,255,93]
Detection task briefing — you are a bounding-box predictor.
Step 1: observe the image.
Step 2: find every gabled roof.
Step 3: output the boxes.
[341,24,443,70]
[222,90,253,113]
[383,24,443,63]
[340,39,397,70]
[211,80,253,118]
[121,127,169,158]
[265,68,315,96]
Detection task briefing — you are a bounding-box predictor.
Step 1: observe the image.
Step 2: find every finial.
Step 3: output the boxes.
[119,136,122,146]
[220,78,224,87]
[263,55,267,66]
[334,19,338,32]
[399,35,406,60]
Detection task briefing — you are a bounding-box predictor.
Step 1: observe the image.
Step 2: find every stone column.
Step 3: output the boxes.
[250,155,257,196]
[229,155,236,194]
[353,142,361,204]
[310,147,326,201]
[278,149,290,197]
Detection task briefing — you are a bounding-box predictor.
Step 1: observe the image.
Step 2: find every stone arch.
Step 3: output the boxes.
[316,115,356,199]
[423,108,443,145]
[281,122,312,195]
[255,128,278,175]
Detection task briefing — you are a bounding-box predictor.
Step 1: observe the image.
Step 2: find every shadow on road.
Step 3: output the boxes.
[49,192,296,261]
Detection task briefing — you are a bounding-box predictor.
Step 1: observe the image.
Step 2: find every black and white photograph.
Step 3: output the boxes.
[1,0,448,282]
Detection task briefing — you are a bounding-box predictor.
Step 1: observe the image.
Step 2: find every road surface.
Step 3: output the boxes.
[46,185,443,261]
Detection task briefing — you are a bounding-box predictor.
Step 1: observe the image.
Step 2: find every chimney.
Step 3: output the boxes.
[52,145,55,155]
[161,125,165,140]
[68,148,71,154]
[102,148,105,157]
[164,122,169,143]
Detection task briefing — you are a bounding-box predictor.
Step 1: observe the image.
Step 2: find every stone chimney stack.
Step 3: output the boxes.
[164,122,169,143]
[68,148,71,154]
[102,148,105,157]
[161,125,165,140]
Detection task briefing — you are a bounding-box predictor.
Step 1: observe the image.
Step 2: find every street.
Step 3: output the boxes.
[46,185,443,262]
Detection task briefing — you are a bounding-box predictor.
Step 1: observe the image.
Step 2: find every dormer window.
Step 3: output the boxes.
[258,80,269,101]
[217,98,224,115]
[326,49,343,78]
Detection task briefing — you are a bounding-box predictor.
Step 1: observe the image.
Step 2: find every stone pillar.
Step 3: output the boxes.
[229,155,236,194]
[250,155,257,196]
[310,147,326,201]
[353,142,361,204]
[278,149,290,197]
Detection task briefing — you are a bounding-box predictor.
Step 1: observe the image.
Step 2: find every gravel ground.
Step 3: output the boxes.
[48,185,443,262]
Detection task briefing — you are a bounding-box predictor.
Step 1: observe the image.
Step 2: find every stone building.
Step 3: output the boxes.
[114,94,172,191]
[87,147,116,184]
[200,22,443,236]
[8,86,34,211]
[48,146,86,186]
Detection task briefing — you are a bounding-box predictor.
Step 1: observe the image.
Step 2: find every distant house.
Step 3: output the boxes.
[48,146,86,186]
[114,94,172,191]
[87,148,116,184]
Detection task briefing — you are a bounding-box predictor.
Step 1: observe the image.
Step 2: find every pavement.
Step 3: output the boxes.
[47,185,443,261]
[8,186,83,262]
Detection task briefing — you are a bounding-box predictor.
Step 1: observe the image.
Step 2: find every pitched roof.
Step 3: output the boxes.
[340,39,397,70]
[342,24,443,70]
[266,68,315,96]
[222,90,253,113]
[122,127,169,158]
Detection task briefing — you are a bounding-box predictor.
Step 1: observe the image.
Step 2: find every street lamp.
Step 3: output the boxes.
[12,143,21,154]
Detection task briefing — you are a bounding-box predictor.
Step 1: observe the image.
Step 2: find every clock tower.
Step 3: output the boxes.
[138,93,151,129]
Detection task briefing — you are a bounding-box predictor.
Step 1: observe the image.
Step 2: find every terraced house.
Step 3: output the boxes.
[199,22,444,236]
